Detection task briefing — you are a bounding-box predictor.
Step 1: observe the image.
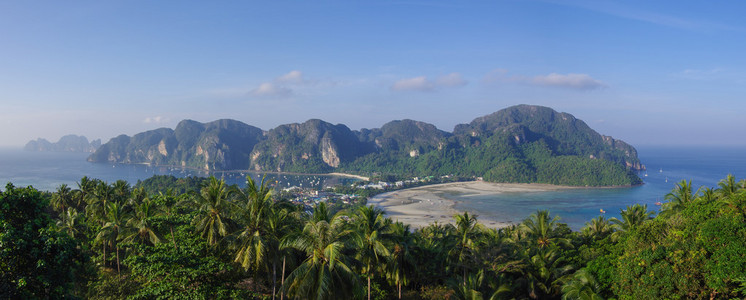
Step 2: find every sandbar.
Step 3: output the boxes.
[367,181,575,229]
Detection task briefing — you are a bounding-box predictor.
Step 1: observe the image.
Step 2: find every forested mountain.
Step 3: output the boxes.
[250,119,374,172]
[25,135,101,152]
[89,105,645,186]
[453,105,644,170]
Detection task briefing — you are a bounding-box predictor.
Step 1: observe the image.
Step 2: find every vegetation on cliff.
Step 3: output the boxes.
[89,105,644,186]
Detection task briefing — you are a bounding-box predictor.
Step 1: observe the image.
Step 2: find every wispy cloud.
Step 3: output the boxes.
[249,70,315,98]
[143,116,169,124]
[250,82,292,97]
[673,68,724,81]
[276,70,313,84]
[545,0,741,32]
[484,69,606,90]
[435,73,467,87]
[391,76,434,91]
[391,73,468,92]
[531,73,606,90]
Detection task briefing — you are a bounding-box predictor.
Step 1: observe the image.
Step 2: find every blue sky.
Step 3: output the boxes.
[1,0,745,147]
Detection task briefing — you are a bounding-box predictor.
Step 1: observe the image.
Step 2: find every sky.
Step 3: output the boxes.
[1,0,745,147]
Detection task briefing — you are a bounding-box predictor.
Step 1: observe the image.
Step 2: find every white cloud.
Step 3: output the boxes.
[530,73,606,90]
[246,70,319,98]
[483,69,606,90]
[143,116,169,124]
[391,73,468,92]
[276,70,305,84]
[435,72,467,87]
[391,76,434,91]
[250,82,292,97]
[674,68,724,81]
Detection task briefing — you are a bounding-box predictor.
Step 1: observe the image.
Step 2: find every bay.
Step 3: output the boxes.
[0,148,359,192]
[2,146,745,230]
[451,146,746,229]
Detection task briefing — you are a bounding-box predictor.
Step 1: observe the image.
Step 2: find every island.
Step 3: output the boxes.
[88,104,645,186]
[25,135,101,153]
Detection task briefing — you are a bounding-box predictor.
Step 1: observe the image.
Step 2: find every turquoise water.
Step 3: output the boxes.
[2,146,745,230]
[0,149,358,191]
[451,146,746,229]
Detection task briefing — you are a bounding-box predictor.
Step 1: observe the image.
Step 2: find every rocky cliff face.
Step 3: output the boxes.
[88,119,263,170]
[88,104,645,185]
[249,119,373,172]
[25,135,101,152]
[357,119,450,153]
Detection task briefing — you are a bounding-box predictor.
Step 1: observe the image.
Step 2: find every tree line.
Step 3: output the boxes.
[2,174,746,299]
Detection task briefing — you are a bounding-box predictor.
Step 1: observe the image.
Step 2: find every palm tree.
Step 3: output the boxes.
[87,181,115,225]
[266,204,298,300]
[310,201,333,223]
[717,174,740,198]
[450,211,482,286]
[580,216,614,240]
[281,207,359,300]
[122,199,162,246]
[561,269,603,300]
[662,180,700,214]
[520,210,569,249]
[128,186,148,206]
[523,246,573,299]
[75,176,97,209]
[56,207,84,239]
[353,205,391,300]
[610,204,655,236]
[387,221,416,299]
[111,179,131,203]
[95,201,129,273]
[179,176,233,246]
[698,187,717,204]
[228,175,275,293]
[156,189,180,250]
[453,271,484,300]
[416,222,456,285]
[51,184,74,213]
[720,186,746,218]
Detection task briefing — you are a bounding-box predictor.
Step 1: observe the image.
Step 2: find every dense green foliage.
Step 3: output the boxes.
[5,172,745,299]
[344,136,640,186]
[134,175,211,195]
[90,105,643,186]
[0,184,85,298]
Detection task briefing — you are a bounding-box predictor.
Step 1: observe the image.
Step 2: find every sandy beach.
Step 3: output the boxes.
[367,181,575,229]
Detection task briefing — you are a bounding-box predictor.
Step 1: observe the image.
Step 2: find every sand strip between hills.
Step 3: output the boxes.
[367,181,575,229]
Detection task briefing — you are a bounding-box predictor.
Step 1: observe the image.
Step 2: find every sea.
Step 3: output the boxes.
[450,146,746,229]
[1,146,745,229]
[0,148,358,192]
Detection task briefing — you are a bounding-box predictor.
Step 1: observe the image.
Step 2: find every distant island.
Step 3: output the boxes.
[25,135,101,153]
[89,104,645,186]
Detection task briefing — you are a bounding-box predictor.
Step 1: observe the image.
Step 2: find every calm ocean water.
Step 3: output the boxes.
[0,148,357,192]
[1,146,745,229]
[451,146,746,229]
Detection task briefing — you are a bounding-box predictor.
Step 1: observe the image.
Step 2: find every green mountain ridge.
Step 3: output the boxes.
[89,105,645,186]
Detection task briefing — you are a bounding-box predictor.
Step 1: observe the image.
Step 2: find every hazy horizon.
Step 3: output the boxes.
[2,1,745,147]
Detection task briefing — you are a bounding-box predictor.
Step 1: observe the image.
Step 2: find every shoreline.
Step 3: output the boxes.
[98,162,370,181]
[367,181,578,229]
